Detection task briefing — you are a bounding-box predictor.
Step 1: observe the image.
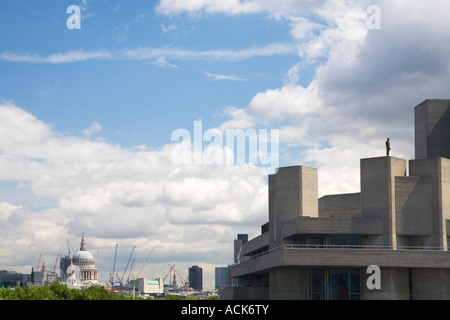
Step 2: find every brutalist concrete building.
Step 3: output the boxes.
[221,99,450,300]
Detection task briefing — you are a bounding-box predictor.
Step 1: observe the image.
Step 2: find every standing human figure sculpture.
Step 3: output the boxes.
[386,138,391,156]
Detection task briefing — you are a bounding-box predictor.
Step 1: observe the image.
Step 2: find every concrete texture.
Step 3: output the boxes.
[415,99,450,160]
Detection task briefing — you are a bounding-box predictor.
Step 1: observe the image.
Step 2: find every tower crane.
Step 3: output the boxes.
[135,246,155,279]
[126,257,135,284]
[110,243,118,287]
[173,268,189,290]
[66,239,75,257]
[36,254,42,272]
[163,264,176,286]
[53,254,60,273]
[119,246,136,286]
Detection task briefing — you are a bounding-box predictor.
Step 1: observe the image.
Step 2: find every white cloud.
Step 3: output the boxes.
[247,81,323,122]
[153,56,178,68]
[0,50,112,64]
[82,121,103,138]
[204,71,247,82]
[0,42,297,64]
[155,0,328,17]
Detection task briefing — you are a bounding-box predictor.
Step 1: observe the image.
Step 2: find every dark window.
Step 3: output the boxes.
[327,236,360,248]
[310,268,324,300]
[330,268,361,300]
[307,237,323,247]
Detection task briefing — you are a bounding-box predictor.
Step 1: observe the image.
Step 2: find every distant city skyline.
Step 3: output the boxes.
[1,1,450,290]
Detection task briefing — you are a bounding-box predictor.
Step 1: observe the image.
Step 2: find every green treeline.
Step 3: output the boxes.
[0,281,219,300]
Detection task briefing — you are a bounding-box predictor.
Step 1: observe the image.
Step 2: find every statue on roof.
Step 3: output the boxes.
[386,138,391,156]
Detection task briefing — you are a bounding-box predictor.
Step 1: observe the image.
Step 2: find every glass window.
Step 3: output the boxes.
[310,268,324,300]
[327,236,360,248]
[307,237,323,247]
[330,268,361,300]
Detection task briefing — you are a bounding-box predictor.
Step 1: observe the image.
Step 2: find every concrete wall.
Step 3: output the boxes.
[269,267,309,300]
[415,99,450,160]
[407,157,450,248]
[411,268,450,300]
[360,157,406,248]
[281,216,382,239]
[268,166,318,248]
[395,176,434,236]
[363,267,410,300]
[318,193,361,218]
[219,286,269,300]
[415,100,429,160]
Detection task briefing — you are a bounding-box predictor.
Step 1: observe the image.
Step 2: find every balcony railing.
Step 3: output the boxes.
[236,243,449,265]
[283,244,447,250]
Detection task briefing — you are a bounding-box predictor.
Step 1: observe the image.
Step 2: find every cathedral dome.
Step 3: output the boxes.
[72,250,95,263]
[72,233,96,265]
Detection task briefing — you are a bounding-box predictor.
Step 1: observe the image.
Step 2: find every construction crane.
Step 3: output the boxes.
[36,254,42,272]
[110,243,118,287]
[173,268,189,290]
[163,264,188,290]
[135,246,155,279]
[163,264,176,285]
[53,254,60,273]
[126,257,135,284]
[66,239,75,257]
[118,246,136,286]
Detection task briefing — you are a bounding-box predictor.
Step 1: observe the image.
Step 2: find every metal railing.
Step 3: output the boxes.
[235,243,449,265]
[282,244,447,251]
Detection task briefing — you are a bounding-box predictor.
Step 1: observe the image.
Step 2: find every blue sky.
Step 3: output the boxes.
[1,0,450,290]
[0,0,299,148]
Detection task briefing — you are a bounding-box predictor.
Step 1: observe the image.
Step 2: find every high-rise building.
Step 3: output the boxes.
[215,267,229,290]
[188,265,203,291]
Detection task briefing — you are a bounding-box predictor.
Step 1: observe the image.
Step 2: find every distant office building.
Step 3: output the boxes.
[215,267,229,290]
[188,266,203,291]
[0,270,28,288]
[222,99,450,300]
[59,255,71,281]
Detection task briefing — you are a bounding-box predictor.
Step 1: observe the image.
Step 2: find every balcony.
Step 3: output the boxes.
[230,244,450,278]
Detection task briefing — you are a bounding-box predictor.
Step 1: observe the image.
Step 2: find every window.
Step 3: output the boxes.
[310,268,324,300]
[330,268,361,300]
[327,236,360,248]
[307,237,323,247]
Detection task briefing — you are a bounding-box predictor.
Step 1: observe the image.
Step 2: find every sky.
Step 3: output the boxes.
[0,0,449,290]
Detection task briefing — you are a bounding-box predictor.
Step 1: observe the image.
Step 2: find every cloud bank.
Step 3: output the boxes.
[0,102,267,286]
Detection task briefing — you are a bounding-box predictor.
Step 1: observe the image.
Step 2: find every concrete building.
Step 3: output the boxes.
[221,99,450,300]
